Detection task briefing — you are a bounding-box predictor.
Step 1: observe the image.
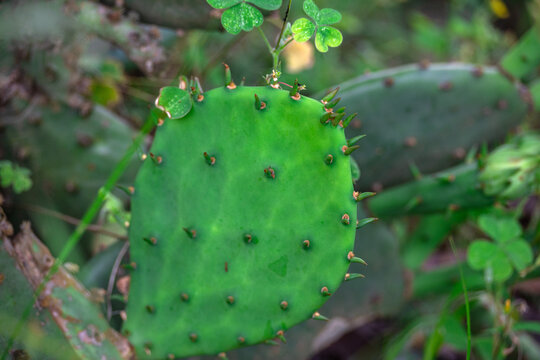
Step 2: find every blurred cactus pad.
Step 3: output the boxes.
[124,85,359,358]
[329,63,531,190]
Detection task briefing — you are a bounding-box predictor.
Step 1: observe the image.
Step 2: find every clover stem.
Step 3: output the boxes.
[256,0,294,73]
[257,27,273,54]
[274,0,294,52]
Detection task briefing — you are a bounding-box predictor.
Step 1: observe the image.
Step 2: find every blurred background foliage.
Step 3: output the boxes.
[0,0,540,359]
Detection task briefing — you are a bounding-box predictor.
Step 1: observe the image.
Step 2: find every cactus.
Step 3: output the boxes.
[367,132,540,218]
[367,163,494,218]
[323,63,530,190]
[0,207,131,360]
[5,104,138,262]
[124,83,360,358]
[102,0,221,30]
[0,215,76,360]
[222,207,403,360]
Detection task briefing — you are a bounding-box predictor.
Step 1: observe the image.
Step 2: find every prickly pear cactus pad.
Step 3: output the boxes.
[124,85,358,358]
[328,63,530,190]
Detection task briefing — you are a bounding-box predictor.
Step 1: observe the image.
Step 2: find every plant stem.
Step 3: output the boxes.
[257,0,294,72]
[24,204,128,240]
[258,26,274,54]
[274,0,293,52]
[2,112,157,360]
[450,237,472,360]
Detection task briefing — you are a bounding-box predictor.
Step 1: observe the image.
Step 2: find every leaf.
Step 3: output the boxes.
[315,26,342,52]
[318,8,341,25]
[502,239,533,271]
[467,241,498,270]
[12,168,32,194]
[249,0,283,10]
[292,18,316,42]
[221,2,263,34]
[0,161,15,187]
[514,321,540,334]
[206,0,242,9]
[478,214,522,243]
[303,0,319,21]
[489,249,513,282]
[155,86,193,119]
[0,161,32,194]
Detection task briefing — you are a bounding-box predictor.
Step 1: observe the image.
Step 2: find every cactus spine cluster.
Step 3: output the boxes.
[124,76,361,358]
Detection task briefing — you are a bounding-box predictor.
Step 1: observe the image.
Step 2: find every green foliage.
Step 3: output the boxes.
[292,0,343,52]
[207,0,283,34]
[155,87,193,119]
[480,132,540,199]
[0,161,32,194]
[500,26,540,80]
[467,214,533,282]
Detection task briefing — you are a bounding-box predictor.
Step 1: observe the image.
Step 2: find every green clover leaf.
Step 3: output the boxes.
[315,26,343,52]
[291,18,315,42]
[478,214,522,243]
[303,0,319,20]
[467,213,533,283]
[207,0,283,34]
[292,0,343,52]
[221,3,263,34]
[467,241,513,282]
[155,87,193,120]
[0,161,32,194]
[502,239,533,272]
[319,8,341,25]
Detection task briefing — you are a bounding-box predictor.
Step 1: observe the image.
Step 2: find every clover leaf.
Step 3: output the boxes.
[207,0,283,34]
[467,214,533,282]
[0,161,32,194]
[291,0,343,52]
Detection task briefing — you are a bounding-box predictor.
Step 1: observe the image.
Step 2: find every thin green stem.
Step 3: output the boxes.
[276,38,294,53]
[258,0,294,72]
[450,238,472,360]
[274,0,293,52]
[258,26,273,54]
[1,112,157,360]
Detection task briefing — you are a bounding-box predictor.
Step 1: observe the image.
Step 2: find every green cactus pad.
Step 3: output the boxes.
[368,163,494,218]
[125,86,357,358]
[326,63,530,190]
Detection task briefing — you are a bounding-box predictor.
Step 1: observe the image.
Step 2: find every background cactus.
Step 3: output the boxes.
[124,84,360,358]
[0,207,130,360]
[367,132,540,218]
[4,104,137,263]
[101,0,222,30]
[323,63,530,190]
